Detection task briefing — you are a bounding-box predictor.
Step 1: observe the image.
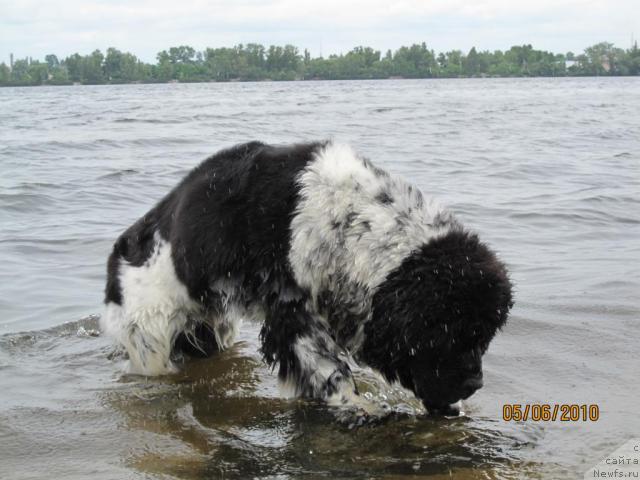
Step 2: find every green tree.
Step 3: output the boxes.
[623,41,640,75]
[155,50,174,81]
[0,63,11,85]
[393,43,437,77]
[464,47,480,75]
[2,40,639,87]
[204,47,236,81]
[45,54,59,69]
[105,48,144,82]
[49,65,70,85]
[28,61,49,85]
[168,45,196,64]
[10,58,31,84]
[83,50,105,84]
[443,50,463,76]
[64,53,83,82]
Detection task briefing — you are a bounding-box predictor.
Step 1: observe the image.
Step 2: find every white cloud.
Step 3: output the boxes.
[0,0,638,63]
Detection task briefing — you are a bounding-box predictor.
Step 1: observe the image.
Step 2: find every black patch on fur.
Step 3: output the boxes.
[360,229,513,409]
[375,191,394,204]
[431,212,451,229]
[362,156,388,178]
[173,322,220,358]
[104,141,325,309]
[344,211,358,228]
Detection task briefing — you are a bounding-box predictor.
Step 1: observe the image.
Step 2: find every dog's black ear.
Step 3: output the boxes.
[413,229,513,335]
[361,228,513,384]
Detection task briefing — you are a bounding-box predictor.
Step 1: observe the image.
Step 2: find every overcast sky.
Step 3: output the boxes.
[1,0,638,63]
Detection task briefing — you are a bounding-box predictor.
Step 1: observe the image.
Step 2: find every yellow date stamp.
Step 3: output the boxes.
[502,404,600,422]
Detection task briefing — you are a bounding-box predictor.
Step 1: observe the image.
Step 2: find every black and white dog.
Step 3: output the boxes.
[102,141,513,415]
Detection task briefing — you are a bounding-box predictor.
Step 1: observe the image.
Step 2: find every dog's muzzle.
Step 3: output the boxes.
[459,375,483,399]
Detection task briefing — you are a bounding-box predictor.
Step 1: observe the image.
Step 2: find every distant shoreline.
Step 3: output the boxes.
[1,74,638,89]
[2,41,638,87]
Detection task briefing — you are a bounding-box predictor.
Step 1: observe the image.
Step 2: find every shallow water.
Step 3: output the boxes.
[0,78,638,479]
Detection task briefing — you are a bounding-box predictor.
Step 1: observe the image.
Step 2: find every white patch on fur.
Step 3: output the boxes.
[213,304,243,350]
[294,335,341,391]
[450,400,463,415]
[101,233,199,375]
[288,142,456,351]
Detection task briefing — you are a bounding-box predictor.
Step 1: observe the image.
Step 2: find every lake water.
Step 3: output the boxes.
[0,78,638,479]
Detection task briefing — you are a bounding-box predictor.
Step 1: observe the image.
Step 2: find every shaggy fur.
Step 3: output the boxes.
[102,141,513,414]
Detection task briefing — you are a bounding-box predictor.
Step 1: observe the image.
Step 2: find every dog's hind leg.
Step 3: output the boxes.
[103,302,189,375]
[102,233,199,375]
[260,299,358,405]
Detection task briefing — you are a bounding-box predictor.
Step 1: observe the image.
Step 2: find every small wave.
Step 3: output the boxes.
[114,118,175,124]
[192,112,247,121]
[0,315,101,353]
[10,137,201,153]
[98,169,139,180]
[0,192,57,212]
[508,209,640,226]
[10,181,67,192]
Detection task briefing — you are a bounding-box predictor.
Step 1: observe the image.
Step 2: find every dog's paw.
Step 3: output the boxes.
[331,394,391,428]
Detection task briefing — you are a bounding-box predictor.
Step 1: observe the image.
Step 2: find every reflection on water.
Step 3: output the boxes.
[1,317,540,479]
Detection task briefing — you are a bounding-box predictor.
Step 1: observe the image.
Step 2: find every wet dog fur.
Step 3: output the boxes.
[102,141,513,415]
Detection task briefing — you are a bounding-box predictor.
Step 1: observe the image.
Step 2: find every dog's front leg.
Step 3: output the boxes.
[260,299,358,403]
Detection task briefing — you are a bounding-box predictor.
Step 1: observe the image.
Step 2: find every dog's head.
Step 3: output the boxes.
[362,229,513,415]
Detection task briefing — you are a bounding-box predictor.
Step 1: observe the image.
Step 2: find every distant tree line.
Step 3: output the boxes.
[1,41,639,86]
